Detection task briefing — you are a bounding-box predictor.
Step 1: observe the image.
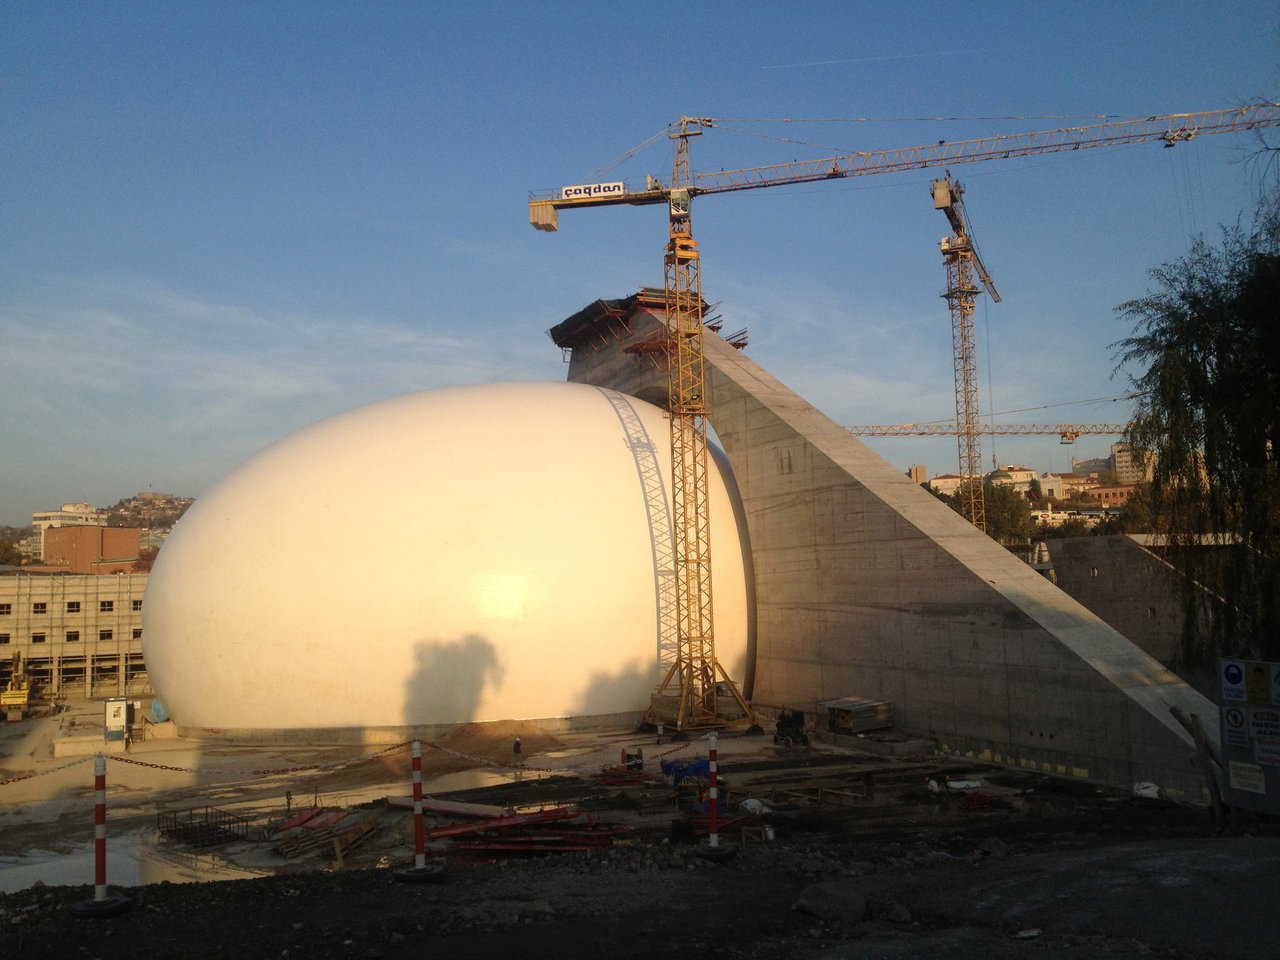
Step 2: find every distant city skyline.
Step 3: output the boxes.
[3,2,1275,526]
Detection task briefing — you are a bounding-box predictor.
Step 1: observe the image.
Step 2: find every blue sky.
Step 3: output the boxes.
[2,1,1276,525]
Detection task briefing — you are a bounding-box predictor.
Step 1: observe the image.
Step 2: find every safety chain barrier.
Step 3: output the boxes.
[650,739,700,761]
[102,740,413,779]
[0,755,91,786]
[102,756,194,774]
[423,741,565,776]
[2,730,716,790]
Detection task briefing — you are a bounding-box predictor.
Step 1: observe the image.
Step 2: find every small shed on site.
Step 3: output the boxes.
[819,697,894,735]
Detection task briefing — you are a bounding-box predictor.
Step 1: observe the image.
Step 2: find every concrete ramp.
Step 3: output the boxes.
[553,296,1214,800]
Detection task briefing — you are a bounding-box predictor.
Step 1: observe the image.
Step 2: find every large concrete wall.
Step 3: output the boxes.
[1047,535,1190,666]
[1047,534,1221,697]
[560,302,1216,800]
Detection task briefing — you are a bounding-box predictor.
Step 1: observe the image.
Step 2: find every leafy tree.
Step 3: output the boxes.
[933,480,1032,545]
[1028,477,1043,502]
[1038,518,1093,539]
[0,541,21,566]
[133,546,160,573]
[983,482,1033,544]
[1112,206,1280,663]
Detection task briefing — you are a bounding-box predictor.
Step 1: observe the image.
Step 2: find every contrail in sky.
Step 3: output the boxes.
[761,51,972,70]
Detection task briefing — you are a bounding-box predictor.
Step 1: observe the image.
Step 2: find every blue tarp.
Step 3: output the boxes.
[660,757,709,785]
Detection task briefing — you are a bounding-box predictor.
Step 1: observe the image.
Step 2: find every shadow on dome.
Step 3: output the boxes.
[403,634,505,726]
[572,657,655,718]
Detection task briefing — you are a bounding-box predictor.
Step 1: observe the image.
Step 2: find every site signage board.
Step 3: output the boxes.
[1220,660,1246,702]
[1218,658,1280,813]
[1255,739,1280,766]
[560,182,625,201]
[1228,760,1266,795]
[1245,661,1272,703]
[1222,706,1249,748]
[1249,706,1280,740]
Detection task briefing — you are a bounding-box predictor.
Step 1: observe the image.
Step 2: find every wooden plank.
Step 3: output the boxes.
[275,807,323,832]
[428,808,577,840]
[304,809,347,830]
[385,796,508,818]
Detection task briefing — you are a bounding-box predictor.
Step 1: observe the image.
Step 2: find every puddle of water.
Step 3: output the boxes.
[0,766,523,894]
[0,829,265,894]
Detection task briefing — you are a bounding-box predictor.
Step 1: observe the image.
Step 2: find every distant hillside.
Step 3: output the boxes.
[1070,456,1112,475]
[105,492,195,529]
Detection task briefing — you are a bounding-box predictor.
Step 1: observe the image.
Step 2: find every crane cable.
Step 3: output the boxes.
[984,295,996,467]
[582,114,1141,180]
[588,124,675,179]
[903,391,1148,427]
[708,113,1131,124]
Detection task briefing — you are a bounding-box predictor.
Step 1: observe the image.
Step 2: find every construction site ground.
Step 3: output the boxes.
[1,707,1277,959]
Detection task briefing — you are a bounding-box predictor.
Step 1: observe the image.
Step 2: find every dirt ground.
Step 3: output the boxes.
[2,713,1277,960]
[2,805,1275,959]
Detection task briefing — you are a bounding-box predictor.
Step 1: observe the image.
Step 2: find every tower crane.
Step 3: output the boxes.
[932,175,998,530]
[527,103,1280,729]
[846,423,1127,444]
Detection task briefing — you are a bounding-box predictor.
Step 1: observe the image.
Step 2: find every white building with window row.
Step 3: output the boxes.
[0,572,149,699]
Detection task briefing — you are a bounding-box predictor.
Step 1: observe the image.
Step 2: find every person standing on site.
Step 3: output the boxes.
[513,736,522,761]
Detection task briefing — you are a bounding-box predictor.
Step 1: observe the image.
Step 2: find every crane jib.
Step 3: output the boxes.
[530,104,1280,212]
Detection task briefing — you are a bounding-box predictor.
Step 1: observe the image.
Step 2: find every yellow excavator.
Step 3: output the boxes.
[2,653,31,722]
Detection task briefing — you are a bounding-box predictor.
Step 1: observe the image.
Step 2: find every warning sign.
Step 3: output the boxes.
[1229,761,1266,795]
[1222,706,1250,748]
[1256,739,1280,767]
[1250,706,1280,741]
[1246,661,1272,703]
[1220,659,1246,702]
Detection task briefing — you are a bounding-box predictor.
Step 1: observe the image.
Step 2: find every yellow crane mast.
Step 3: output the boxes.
[654,118,753,729]
[933,175,1000,530]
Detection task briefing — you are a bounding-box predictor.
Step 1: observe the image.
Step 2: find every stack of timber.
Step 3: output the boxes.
[272,808,378,859]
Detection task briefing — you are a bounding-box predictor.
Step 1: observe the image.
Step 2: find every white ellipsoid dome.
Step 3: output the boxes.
[143,382,753,731]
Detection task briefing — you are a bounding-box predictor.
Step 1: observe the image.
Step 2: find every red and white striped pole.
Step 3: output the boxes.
[72,753,130,917]
[411,740,426,869]
[395,740,444,883]
[93,753,108,900]
[708,731,719,848]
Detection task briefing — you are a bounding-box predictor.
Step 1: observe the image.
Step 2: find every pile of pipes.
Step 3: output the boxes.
[385,795,632,855]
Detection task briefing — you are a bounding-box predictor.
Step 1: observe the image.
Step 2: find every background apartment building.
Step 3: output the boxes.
[926,473,981,497]
[0,572,150,699]
[1111,442,1156,485]
[40,526,141,574]
[987,465,1037,496]
[1040,472,1101,500]
[1091,483,1139,506]
[27,501,108,558]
